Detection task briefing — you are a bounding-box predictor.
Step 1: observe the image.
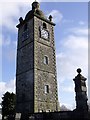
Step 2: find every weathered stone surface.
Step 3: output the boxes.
[16,2,58,114]
[34,16,58,112]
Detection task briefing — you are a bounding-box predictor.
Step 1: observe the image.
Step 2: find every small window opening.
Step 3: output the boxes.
[44,56,49,64]
[45,85,49,93]
[43,23,47,29]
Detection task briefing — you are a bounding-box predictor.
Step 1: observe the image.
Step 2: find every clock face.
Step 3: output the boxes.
[41,28,49,40]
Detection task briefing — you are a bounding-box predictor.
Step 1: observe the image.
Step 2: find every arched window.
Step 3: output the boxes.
[45,85,49,93]
[44,56,49,64]
[43,22,47,29]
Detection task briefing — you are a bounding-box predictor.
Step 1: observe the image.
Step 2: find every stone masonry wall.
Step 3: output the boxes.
[34,16,58,112]
[16,18,34,113]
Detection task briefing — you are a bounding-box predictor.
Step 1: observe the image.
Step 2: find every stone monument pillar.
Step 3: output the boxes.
[73,68,88,112]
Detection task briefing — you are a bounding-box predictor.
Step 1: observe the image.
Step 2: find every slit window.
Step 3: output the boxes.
[44,56,49,64]
[45,85,49,93]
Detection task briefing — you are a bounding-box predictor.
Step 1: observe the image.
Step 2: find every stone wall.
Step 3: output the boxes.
[16,18,34,113]
[16,15,59,113]
[34,16,58,112]
[15,111,90,120]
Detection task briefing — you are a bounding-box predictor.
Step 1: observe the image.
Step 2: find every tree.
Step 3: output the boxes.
[1,91,16,120]
[60,105,71,111]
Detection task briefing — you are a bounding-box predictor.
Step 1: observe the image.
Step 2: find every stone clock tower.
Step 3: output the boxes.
[16,1,58,114]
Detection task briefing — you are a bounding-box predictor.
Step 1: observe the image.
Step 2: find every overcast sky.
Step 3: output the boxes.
[0,0,89,111]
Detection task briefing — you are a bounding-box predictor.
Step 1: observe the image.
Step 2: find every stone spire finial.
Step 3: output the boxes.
[32,0,40,10]
[49,15,53,22]
[77,68,82,74]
